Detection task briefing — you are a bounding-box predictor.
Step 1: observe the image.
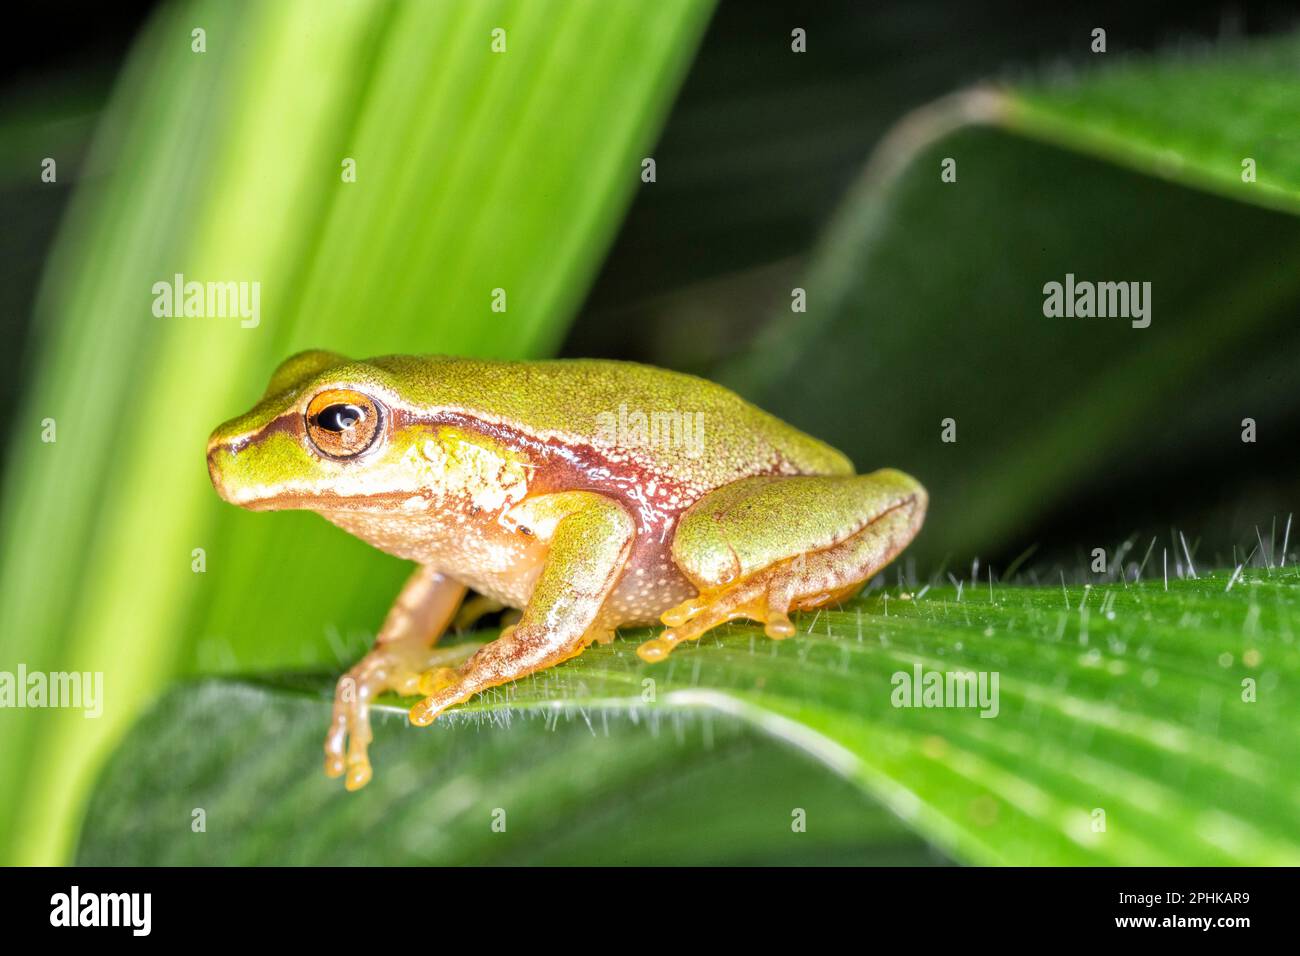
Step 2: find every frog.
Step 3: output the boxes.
[207,351,927,790]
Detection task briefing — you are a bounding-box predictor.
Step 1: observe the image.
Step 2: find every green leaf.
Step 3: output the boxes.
[77,674,941,866]
[0,0,713,865]
[718,34,1300,564]
[80,570,1300,865]
[1006,35,1300,215]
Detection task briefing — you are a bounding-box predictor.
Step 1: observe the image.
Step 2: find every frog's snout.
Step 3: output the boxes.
[206,423,309,511]
[206,436,232,503]
[206,424,250,506]
[207,437,267,509]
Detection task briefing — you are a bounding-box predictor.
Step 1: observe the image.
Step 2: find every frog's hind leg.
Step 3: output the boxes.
[638,469,926,662]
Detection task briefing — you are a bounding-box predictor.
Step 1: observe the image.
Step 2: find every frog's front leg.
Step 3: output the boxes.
[409,491,634,726]
[325,565,466,790]
[638,468,926,661]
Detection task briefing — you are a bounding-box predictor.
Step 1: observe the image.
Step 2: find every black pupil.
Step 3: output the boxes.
[317,404,364,432]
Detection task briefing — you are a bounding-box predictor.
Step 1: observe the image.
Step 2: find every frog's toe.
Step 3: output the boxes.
[323,712,348,778]
[409,687,461,726]
[343,725,374,791]
[324,671,377,792]
[410,651,481,726]
[659,594,712,628]
[763,606,796,639]
[410,663,485,726]
[324,639,470,790]
[415,665,461,697]
[637,577,770,662]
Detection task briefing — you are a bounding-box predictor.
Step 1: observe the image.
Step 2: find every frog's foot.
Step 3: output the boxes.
[324,637,468,791]
[408,622,592,726]
[638,470,927,663]
[637,563,797,662]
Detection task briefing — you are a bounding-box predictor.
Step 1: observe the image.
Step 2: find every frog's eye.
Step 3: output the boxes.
[305,389,384,459]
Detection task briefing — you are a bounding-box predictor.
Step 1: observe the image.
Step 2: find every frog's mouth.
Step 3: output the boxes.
[205,437,299,511]
[207,421,319,510]
[206,438,424,515]
[207,445,273,510]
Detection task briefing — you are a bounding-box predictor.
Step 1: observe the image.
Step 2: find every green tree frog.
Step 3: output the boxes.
[208,351,927,790]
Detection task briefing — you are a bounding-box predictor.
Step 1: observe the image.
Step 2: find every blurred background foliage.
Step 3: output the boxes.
[2,0,1298,865]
